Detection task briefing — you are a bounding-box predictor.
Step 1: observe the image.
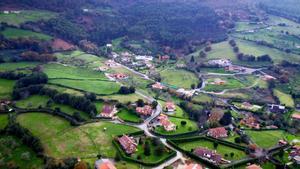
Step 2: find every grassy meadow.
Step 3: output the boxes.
[1,28,52,41]
[17,113,141,159]
[49,79,120,95]
[178,138,247,161]
[0,135,43,169]
[0,10,57,26]
[154,116,198,135]
[159,67,199,89]
[0,79,15,99]
[15,95,90,120]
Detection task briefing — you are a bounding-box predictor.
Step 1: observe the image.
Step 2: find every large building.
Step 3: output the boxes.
[100,104,117,118]
[193,147,222,164]
[165,102,176,112]
[136,105,153,116]
[118,135,137,154]
[95,159,117,169]
[207,127,228,138]
[157,114,176,131]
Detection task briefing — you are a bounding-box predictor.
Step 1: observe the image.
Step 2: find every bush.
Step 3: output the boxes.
[181,121,187,126]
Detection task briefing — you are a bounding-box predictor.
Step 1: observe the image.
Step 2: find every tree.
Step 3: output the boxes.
[233,46,239,53]
[234,137,241,143]
[144,141,151,156]
[219,111,232,126]
[199,51,206,58]
[155,144,164,156]
[213,142,218,148]
[204,46,212,52]
[190,55,195,63]
[191,84,196,89]
[181,121,187,126]
[136,99,145,107]
[230,152,234,157]
[151,101,158,109]
[74,161,88,169]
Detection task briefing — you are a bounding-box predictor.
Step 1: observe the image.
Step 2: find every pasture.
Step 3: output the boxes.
[0,135,43,169]
[49,79,120,95]
[0,114,8,129]
[0,62,38,72]
[15,95,90,120]
[0,78,15,99]
[159,68,199,89]
[159,100,188,118]
[0,10,57,26]
[204,76,245,92]
[17,113,141,158]
[154,116,198,135]
[117,109,142,123]
[1,27,52,41]
[246,130,298,149]
[43,63,107,80]
[178,138,247,161]
[273,89,295,108]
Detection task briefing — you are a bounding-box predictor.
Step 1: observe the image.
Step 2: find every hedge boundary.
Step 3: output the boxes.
[113,133,176,167]
[167,136,256,169]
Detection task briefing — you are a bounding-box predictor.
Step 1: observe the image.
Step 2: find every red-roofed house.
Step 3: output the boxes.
[95,159,116,169]
[157,114,176,131]
[159,55,170,61]
[109,73,128,80]
[118,135,137,154]
[136,105,153,116]
[207,127,228,138]
[100,104,117,118]
[240,115,260,129]
[165,102,176,112]
[292,114,300,120]
[152,82,165,90]
[185,163,203,169]
[246,164,262,169]
[193,147,222,164]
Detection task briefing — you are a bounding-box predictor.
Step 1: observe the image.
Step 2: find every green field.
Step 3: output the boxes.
[0,135,43,169]
[159,68,199,89]
[0,79,15,99]
[192,94,213,104]
[246,130,299,149]
[55,50,107,68]
[129,138,175,163]
[17,113,141,158]
[273,89,295,108]
[0,10,57,26]
[0,62,38,72]
[1,28,52,40]
[159,100,188,118]
[43,63,107,80]
[204,76,245,92]
[236,39,300,64]
[178,138,247,161]
[0,114,8,129]
[15,95,90,120]
[190,38,300,66]
[191,41,236,61]
[154,116,198,135]
[49,79,120,95]
[233,102,263,112]
[101,93,145,104]
[117,109,142,123]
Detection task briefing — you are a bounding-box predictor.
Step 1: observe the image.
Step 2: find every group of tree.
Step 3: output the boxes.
[20,51,57,62]
[5,114,44,155]
[118,86,135,94]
